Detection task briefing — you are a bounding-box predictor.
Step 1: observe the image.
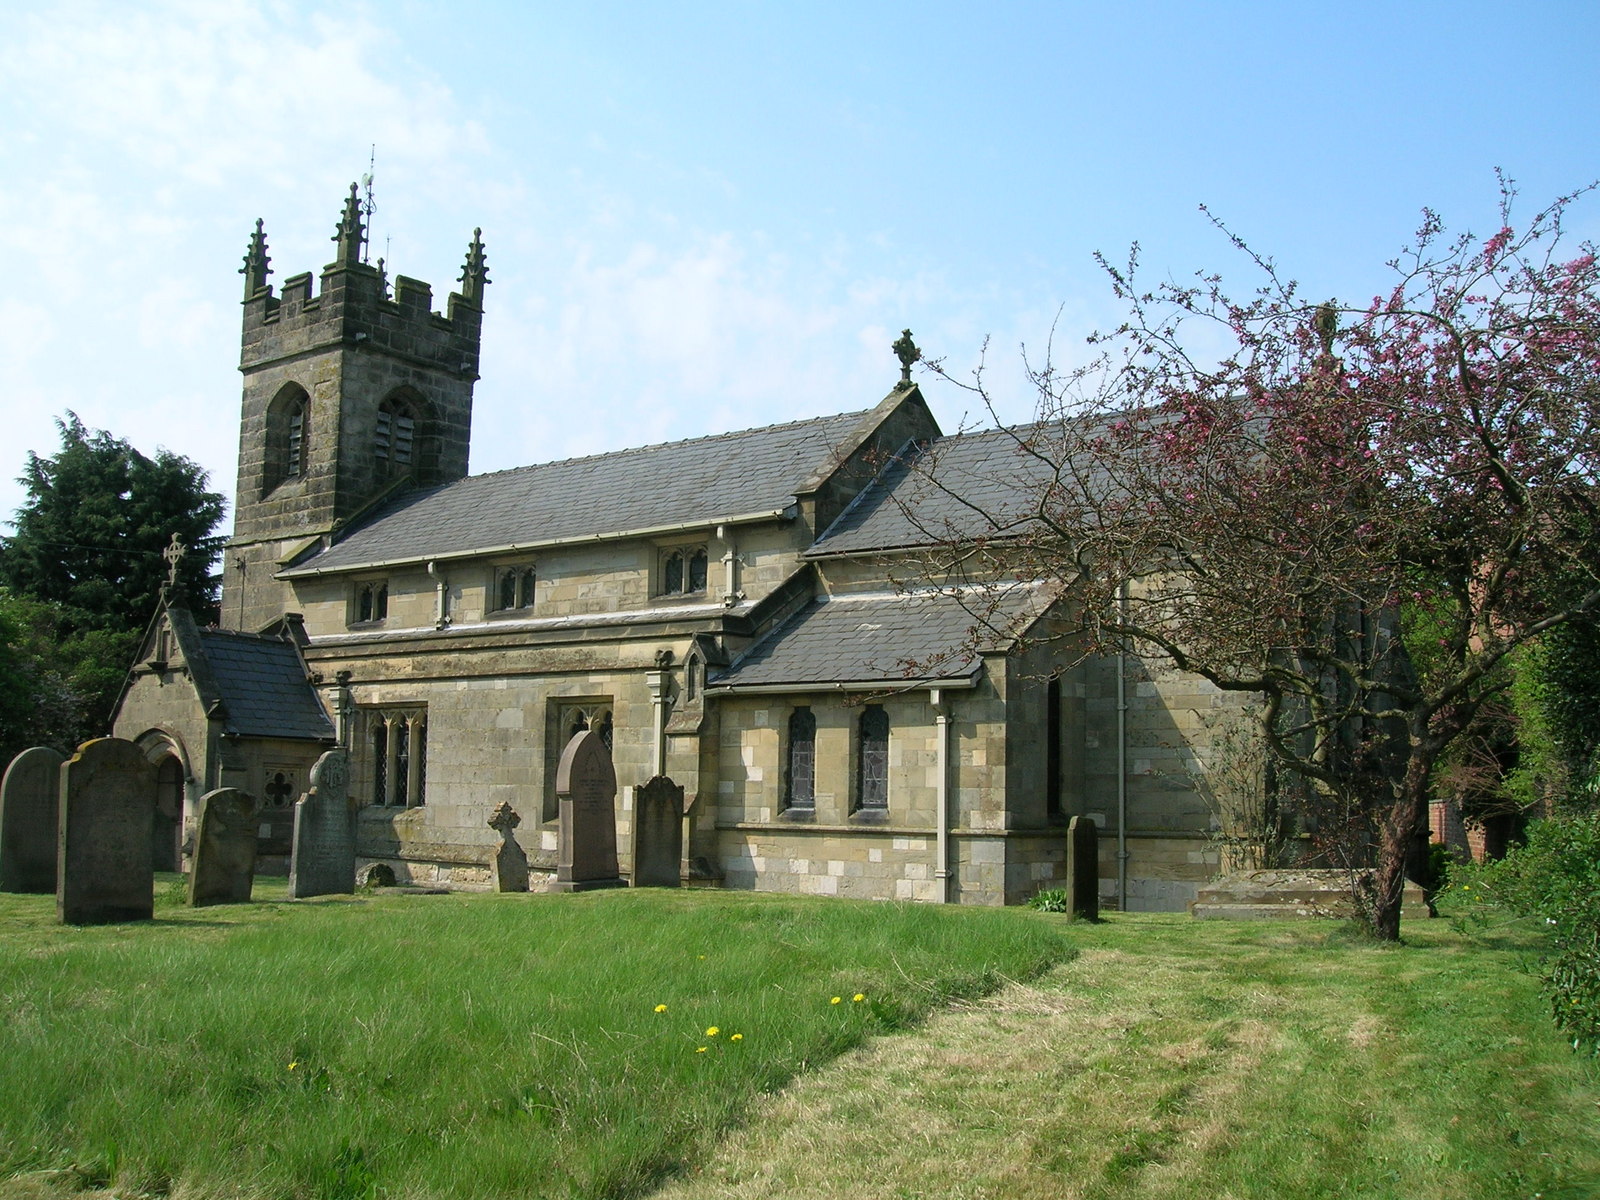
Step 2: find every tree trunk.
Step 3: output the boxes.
[1369,748,1435,940]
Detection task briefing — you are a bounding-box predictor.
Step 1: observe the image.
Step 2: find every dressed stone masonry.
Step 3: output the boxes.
[0,746,64,893]
[104,187,1263,910]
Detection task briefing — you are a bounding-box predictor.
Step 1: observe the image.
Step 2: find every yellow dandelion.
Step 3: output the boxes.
[852,993,865,1003]
[654,1004,668,1013]
[730,1033,744,1042]
[705,1026,720,1037]
[288,1061,299,1071]
[695,1046,708,1053]
[830,996,842,1005]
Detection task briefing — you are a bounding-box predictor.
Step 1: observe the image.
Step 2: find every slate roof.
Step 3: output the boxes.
[711,584,1052,690]
[286,409,872,575]
[808,422,1113,557]
[196,629,335,741]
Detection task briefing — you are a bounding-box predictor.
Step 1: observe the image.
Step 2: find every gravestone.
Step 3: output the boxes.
[1065,815,1100,921]
[288,749,356,899]
[487,801,529,892]
[631,775,683,888]
[1,746,65,893]
[189,788,259,907]
[57,738,157,925]
[553,730,625,892]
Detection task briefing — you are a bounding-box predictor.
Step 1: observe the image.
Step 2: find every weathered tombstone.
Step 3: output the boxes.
[57,738,157,925]
[632,775,684,888]
[288,749,355,899]
[487,801,529,892]
[553,730,625,892]
[1065,815,1100,921]
[1,746,65,893]
[189,788,259,907]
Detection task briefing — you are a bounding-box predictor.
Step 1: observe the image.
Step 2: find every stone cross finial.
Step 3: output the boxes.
[241,218,271,300]
[332,182,365,267]
[163,533,186,591]
[892,328,921,387]
[487,801,522,836]
[458,227,490,306]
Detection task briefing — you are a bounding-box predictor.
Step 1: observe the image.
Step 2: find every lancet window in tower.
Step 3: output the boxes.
[263,383,311,495]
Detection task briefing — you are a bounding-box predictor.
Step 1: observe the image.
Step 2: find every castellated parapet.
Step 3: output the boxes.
[224,185,487,632]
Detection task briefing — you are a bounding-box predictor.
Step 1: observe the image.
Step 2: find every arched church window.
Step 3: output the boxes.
[492,564,536,613]
[660,545,709,596]
[263,383,311,495]
[785,706,816,811]
[856,705,889,811]
[355,579,389,624]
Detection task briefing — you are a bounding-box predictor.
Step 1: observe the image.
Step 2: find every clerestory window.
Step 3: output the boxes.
[354,579,389,624]
[661,546,709,596]
[492,564,537,613]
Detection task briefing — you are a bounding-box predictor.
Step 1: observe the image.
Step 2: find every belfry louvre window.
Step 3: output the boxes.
[785,706,816,810]
[661,546,709,595]
[286,402,306,477]
[493,565,537,612]
[856,704,889,810]
[375,402,415,467]
[368,708,427,807]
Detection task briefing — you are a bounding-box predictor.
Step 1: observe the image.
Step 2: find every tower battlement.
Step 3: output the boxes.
[240,184,487,383]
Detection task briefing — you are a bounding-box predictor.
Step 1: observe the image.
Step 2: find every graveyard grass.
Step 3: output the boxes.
[3,889,1599,1200]
[0,882,1068,1200]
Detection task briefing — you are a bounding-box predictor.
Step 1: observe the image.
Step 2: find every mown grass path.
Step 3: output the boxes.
[651,912,1600,1200]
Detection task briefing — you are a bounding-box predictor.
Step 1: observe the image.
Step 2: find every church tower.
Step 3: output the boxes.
[223,186,488,630]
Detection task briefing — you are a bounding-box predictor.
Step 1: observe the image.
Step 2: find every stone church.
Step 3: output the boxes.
[110,188,1239,910]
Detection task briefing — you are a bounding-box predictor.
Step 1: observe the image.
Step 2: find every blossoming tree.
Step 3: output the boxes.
[921,181,1600,939]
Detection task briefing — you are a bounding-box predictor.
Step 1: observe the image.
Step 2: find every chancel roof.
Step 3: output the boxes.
[287,410,872,575]
[807,422,1104,558]
[711,584,1052,690]
[196,629,335,741]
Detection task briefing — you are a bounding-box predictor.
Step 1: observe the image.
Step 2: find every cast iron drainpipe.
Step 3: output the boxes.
[931,687,952,903]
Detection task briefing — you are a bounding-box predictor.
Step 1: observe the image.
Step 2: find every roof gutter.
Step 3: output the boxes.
[704,676,979,698]
[279,506,795,579]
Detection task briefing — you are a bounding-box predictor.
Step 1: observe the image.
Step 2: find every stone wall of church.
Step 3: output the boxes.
[709,672,1036,905]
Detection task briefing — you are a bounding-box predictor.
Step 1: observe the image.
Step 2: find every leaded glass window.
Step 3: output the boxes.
[857,705,888,810]
[786,707,816,810]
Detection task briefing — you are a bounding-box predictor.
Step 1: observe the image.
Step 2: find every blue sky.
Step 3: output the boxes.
[2,0,1597,534]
